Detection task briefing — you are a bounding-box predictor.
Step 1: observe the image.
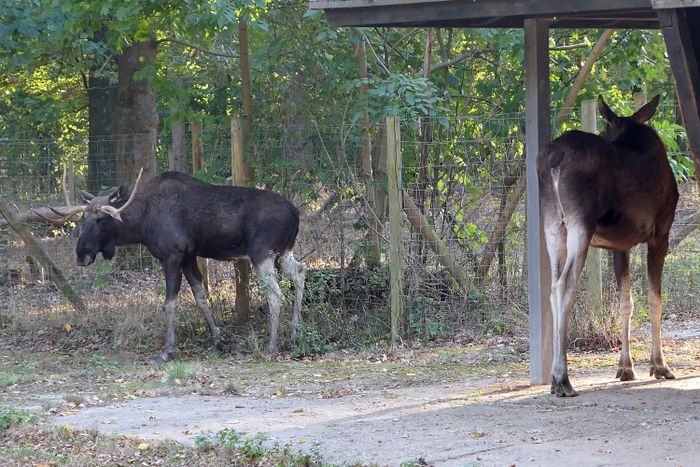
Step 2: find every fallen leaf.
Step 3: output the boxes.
[292,408,304,413]
[137,442,150,450]
[469,431,487,438]
[64,323,72,332]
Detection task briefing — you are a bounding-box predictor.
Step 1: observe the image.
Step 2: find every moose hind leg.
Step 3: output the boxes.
[549,221,591,397]
[614,250,637,381]
[279,252,307,344]
[183,258,223,350]
[648,242,675,379]
[255,257,283,353]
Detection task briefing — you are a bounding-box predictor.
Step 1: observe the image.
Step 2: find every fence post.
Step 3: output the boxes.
[581,99,603,318]
[191,118,209,293]
[386,117,405,345]
[231,116,252,326]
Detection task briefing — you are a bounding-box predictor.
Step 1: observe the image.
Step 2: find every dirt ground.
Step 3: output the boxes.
[3,321,700,466]
[51,369,700,466]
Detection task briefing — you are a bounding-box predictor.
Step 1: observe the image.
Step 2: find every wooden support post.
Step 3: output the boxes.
[524,18,552,386]
[581,99,603,318]
[658,7,700,187]
[402,190,470,293]
[386,116,405,346]
[231,116,252,326]
[0,199,87,313]
[191,119,209,293]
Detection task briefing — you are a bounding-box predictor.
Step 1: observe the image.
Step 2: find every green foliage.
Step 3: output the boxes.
[90,259,112,288]
[291,323,335,358]
[0,407,38,431]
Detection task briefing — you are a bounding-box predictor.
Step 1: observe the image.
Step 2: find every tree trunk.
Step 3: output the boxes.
[234,16,253,328]
[114,39,159,185]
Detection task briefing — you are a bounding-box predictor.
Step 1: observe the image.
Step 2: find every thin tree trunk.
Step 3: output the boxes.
[353,28,380,268]
[234,16,254,328]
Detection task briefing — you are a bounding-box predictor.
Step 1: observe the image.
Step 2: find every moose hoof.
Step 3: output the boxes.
[550,374,579,398]
[616,367,637,381]
[650,364,675,380]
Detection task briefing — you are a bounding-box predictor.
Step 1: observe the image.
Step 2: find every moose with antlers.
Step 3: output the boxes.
[40,170,307,361]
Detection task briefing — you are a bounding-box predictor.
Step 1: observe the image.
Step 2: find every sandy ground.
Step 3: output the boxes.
[51,360,700,466]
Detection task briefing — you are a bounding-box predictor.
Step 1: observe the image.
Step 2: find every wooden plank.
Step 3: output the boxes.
[313,0,657,28]
[524,18,552,386]
[312,0,652,12]
[652,0,700,8]
[386,117,406,346]
[659,8,700,181]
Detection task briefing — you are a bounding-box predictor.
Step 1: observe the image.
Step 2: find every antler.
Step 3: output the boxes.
[31,166,86,224]
[98,167,143,222]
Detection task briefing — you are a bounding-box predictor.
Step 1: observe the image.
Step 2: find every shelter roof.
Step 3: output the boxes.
[309,0,697,29]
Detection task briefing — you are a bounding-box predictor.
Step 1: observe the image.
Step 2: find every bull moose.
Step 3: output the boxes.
[45,171,306,361]
[538,95,678,397]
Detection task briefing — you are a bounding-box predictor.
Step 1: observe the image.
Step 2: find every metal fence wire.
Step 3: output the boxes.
[0,111,698,353]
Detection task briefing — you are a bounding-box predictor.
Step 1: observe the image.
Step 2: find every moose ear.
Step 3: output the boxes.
[108,187,122,205]
[80,191,96,203]
[632,94,660,124]
[597,96,618,125]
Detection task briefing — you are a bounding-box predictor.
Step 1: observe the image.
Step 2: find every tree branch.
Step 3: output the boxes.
[159,38,239,58]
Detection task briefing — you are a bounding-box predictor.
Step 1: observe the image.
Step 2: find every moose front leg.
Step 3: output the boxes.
[647,242,675,379]
[154,260,183,362]
[614,250,637,381]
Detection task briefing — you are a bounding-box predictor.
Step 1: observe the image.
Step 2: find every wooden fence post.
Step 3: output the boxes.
[231,116,252,326]
[386,117,405,345]
[191,118,209,293]
[581,99,604,318]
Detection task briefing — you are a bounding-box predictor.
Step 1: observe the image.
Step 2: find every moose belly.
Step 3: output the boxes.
[590,224,652,251]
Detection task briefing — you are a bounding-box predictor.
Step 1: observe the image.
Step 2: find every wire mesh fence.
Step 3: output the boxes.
[0,108,698,354]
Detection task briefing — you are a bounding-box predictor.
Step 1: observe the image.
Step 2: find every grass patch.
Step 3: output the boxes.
[0,422,325,466]
[0,406,38,431]
[164,361,198,385]
[0,361,38,388]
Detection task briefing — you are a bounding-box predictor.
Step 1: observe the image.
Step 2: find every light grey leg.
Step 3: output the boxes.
[255,257,282,353]
[279,252,307,344]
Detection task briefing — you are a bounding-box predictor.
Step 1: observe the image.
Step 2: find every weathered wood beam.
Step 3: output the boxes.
[312,0,658,28]
[524,18,552,386]
[659,7,700,186]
